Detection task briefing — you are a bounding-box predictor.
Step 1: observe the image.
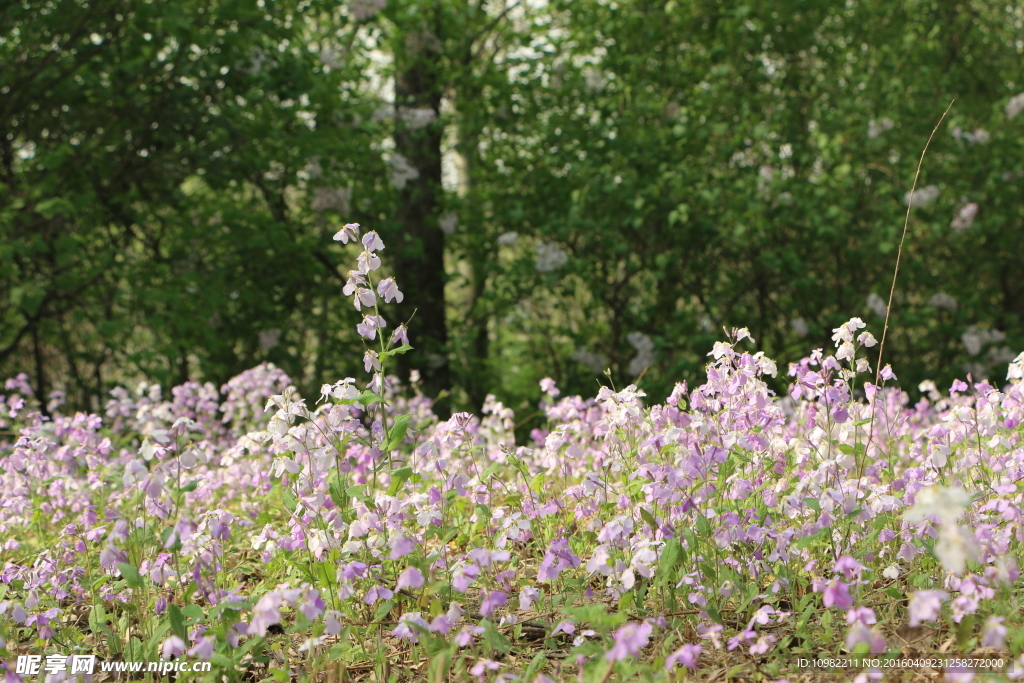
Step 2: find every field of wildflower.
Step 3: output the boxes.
[2,225,1024,683]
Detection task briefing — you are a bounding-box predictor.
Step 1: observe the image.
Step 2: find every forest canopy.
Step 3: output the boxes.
[2,0,1023,419]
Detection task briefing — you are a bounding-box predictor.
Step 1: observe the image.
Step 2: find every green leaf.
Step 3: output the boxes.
[656,538,683,583]
[386,414,412,450]
[169,604,187,641]
[116,562,145,590]
[357,390,385,407]
[388,466,413,495]
[328,475,349,508]
[381,344,413,358]
[373,599,395,622]
[181,605,204,620]
[638,506,657,530]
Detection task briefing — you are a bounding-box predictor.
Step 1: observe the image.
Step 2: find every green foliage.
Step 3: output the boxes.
[2,0,1023,419]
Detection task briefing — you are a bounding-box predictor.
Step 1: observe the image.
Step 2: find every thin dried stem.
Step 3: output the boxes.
[874,100,955,385]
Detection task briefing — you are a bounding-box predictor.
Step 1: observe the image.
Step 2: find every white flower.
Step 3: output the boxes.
[535,242,568,273]
[497,232,519,246]
[1005,92,1024,120]
[1008,352,1024,381]
[905,486,970,526]
[867,117,894,139]
[904,184,940,207]
[438,211,458,235]
[387,153,420,190]
[934,523,979,575]
[951,203,978,231]
[625,332,655,375]
[790,317,809,337]
[397,107,436,130]
[928,292,958,311]
[831,318,866,345]
[866,293,887,318]
[571,347,609,373]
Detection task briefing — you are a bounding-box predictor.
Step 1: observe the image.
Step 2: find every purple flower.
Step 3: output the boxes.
[833,556,864,580]
[469,659,500,679]
[249,591,283,636]
[363,585,394,605]
[392,612,428,644]
[396,567,425,590]
[362,230,385,252]
[846,607,877,625]
[480,590,507,618]
[665,643,702,670]
[552,620,575,636]
[333,223,360,243]
[823,580,854,610]
[537,537,581,583]
[161,635,186,659]
[908,590,948,627]
[452,564,480,592]
[389,535,415,560]
[188,635,216,660]
[455,625,483,647]
[377,277,404,304]
[519,586,539,610]
[846,623,887,654]
[605,621,653,661]
[357,314,386,341]
[982,616,1006,649]
[391,324,410,346]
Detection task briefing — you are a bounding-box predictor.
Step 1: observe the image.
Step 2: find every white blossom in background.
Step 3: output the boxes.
[372,105,394,122]
[259,329,282,350]
[867,118,894,139]
[951,127,990,145]
[319,47,344,70]
[438,211,458,236]
[928,292,958,311]
[1005,92,1024,120]
[790,318,809,338]
[918,379,942,402]
[988,346,1017,367]
[584,67,605,92]
[303,158,323,180]
[497,232,519,246]
[571,348,609,374]
[950,203,978,231]
[388,154,420,190]
[626,332,655,376]
[535,242,568,273]
[349,0,386,21]
[241,47,268,75]
[866,293,887,318]
[962,325,1005,356]
[398,107,436,130]
[904,184,940,207]
[311,187,351,213]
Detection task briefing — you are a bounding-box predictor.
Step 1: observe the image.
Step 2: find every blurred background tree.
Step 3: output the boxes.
[2,0,1022,426]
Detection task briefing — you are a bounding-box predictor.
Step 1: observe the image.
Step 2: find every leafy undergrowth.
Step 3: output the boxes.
[2,226,1024,683]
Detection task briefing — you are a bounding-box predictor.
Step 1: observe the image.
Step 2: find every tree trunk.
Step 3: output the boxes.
[392,21,450,413]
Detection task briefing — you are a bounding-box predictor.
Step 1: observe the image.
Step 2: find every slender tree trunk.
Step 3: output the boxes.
[392,19,450,413]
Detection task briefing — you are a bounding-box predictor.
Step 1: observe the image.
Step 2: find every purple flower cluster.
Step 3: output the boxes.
[2,229,1023,680]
